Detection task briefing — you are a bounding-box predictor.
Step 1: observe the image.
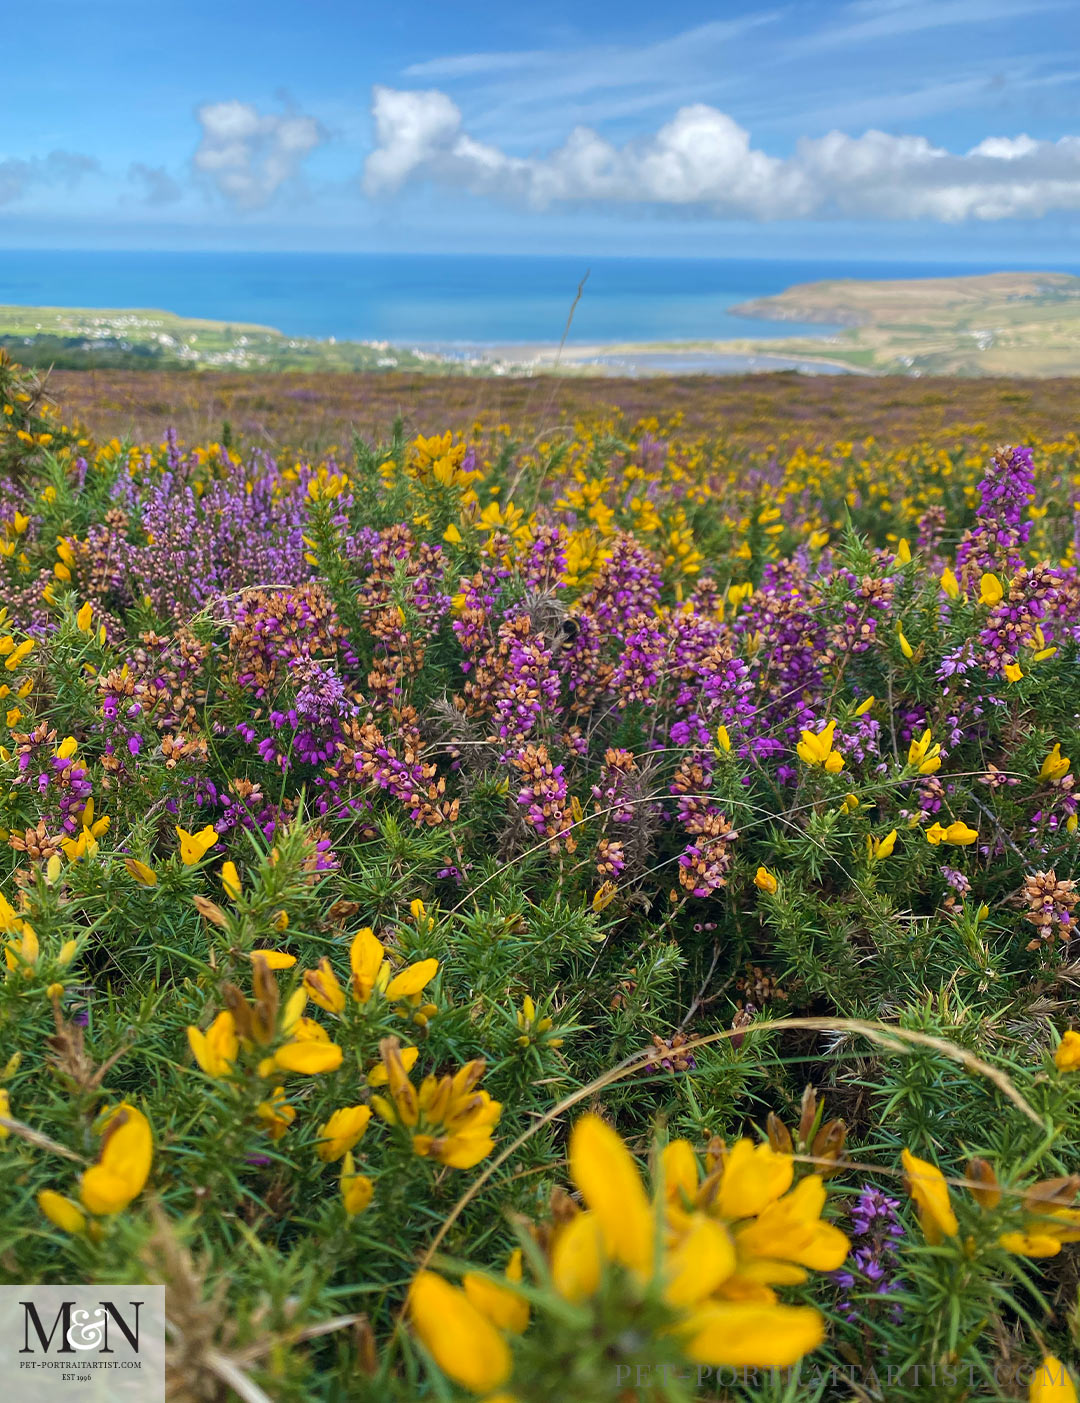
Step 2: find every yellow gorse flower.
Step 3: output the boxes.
[795,720,844,773]
[340,1151,374,1214]
[79,1103,153,1216]
[463,1249,530,1335]
[867,829,897,862]
[1040,744,1071,783]
[940,566,960,599]
[176,824,219,865]
[124,857,157,887]
[997,1176,1080,1259]
[592,881,617,912]
[907,728,942,775]
[1055,1031,1080,1072]
[541,1114,846,1369]
[303,926,438,1015]
[925,820,979,846]
[515,994,562,1048]
[901,1147,959,1245]
[367,1043,419,1087]
[371,1036,501,1169]
[256,1085,296,1139]
[187,1010,239,1079]
[189,957,342,1082]
[316,1104,372,1162]
[250,948,296,970]
[409,1270,513,1395]
[221,860,242,899]
[2,890,39,975]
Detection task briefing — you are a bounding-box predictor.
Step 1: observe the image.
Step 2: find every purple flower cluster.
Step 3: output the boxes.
[956,444,1035,576]
[834,1186,906,1323]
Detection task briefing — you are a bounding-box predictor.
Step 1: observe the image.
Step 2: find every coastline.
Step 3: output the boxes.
[421,336,859,377]
[6,267,1080,377]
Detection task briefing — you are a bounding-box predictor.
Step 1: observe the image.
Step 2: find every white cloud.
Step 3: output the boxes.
[364,87,1080,222]
[193,100,325,208]
[0,150,99,206]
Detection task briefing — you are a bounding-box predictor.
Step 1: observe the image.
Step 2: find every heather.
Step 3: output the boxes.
[3,349,1080,1402]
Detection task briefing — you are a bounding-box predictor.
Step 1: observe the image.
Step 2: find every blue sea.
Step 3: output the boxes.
[1,250,1077,349]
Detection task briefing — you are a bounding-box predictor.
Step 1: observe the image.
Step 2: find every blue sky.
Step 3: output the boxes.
[2,0,1079,259]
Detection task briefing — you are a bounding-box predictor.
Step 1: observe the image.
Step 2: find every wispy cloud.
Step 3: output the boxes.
[0,150,99,206]
[400,14,785,144]
[365,86,1080,222]
[128,162,182,206]
[394,7,1076,150]
[404,50,549,80]
[795,64,1080,131]
[794,0,1071,53]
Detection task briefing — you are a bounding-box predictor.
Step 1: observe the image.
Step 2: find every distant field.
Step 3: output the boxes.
[597,270,1080,377]
[45,365,1080,451]
[0,304,446,373]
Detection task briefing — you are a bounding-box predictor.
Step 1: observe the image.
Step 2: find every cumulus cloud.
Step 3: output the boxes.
[364,86,1080,222]
[128,162,182,206]
[0,150,99,206]
[193,100,325,208]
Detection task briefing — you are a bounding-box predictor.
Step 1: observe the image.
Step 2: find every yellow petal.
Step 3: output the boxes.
[340,1152,374,1215]
[999,1230,1062,1258]
[409,1271,512,1394]
[551,1211,605,1302]
[38,1189,87,1234]
[716,1140,793,1219]
[249,949,296,970]
[1054,1031,1080,1072]
[463,1267,530,1334]
[221,861,242,899]
[901,1147,958,1244]
[569,1113,653,1276]
[661,1139,700,1204]
[1031,1357,1078,1403]
[273,1040,343,1075]
[316,1105,372,1162]
[663,1214,736,1307]
[681,1301,824,1369]
[349,926,385,999]
[385,958,439,1000]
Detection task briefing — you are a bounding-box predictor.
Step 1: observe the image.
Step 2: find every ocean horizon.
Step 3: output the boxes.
[3,250,1080,350]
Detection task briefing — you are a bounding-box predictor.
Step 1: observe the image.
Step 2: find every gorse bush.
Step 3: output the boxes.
[2,348,1080,1401]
